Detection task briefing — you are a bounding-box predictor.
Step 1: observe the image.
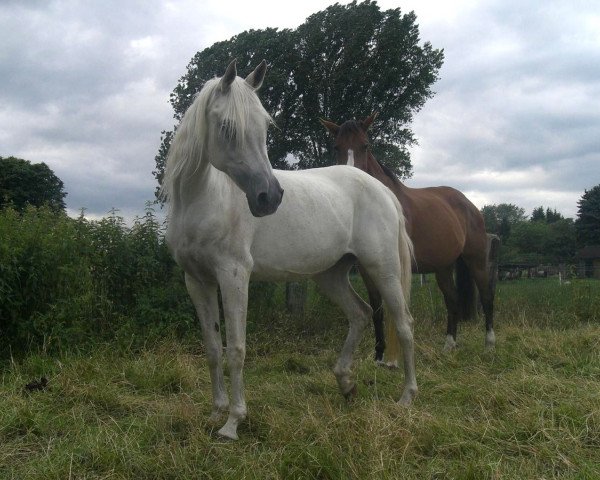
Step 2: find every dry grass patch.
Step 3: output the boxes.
[1,279,600,478]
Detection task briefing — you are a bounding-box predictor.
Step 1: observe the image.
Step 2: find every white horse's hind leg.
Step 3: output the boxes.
[314,257,372,399]
[215,269,251,441]
[184,274,229,422]
[369,272,418,405]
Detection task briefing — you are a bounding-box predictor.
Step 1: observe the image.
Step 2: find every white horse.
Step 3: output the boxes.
[162,60,417,440]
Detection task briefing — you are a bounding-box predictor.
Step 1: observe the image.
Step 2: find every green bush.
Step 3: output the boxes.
[0,206,93,349]
[0,205,194,354]
[2,203,598,357]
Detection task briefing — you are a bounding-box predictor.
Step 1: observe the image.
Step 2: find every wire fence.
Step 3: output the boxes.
[497,263,600,281]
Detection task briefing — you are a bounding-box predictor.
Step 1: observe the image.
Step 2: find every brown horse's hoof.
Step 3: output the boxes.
[344,384,358,402]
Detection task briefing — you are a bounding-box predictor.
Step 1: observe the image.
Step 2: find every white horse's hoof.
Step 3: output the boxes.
[217,424,239,441]
[398,386,417,406]
[343,383,358,401]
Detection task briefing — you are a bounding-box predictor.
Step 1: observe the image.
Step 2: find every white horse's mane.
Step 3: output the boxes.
[161,76,272,202]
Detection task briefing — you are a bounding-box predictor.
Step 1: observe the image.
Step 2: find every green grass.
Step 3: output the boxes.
[1,278,599,479]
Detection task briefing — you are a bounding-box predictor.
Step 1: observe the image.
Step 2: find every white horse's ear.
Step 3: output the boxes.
[361,112,378,130]
[320,118,340,136]
[245,60,267,90]
[220,59,238,93]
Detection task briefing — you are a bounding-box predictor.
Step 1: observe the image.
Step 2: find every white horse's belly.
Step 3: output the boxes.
[250,235,350,280]
[249,171,355,280]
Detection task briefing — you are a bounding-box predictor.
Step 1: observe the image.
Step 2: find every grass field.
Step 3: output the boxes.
[1,278,599,479]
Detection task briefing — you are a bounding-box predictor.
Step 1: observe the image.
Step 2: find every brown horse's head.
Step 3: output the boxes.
[320,113,378,170]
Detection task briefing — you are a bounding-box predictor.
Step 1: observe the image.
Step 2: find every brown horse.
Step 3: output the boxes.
[321,114,499,360]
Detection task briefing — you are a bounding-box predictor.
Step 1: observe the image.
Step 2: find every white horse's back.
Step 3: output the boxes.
[250,165,403,280]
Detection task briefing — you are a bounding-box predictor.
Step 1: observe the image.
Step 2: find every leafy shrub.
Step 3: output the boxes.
[0,205,194,354]
[0,206,93,348]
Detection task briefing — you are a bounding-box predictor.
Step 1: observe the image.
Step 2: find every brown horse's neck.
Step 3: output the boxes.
[365,152,414,231]
[365,153,409,191]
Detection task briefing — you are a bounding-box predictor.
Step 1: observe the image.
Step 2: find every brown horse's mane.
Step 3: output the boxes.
[338,119,400,187]
[375,158,400,186]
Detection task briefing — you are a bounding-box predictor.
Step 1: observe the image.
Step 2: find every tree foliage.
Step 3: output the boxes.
[504,218,575,264]
[483,204,576,265]
[576,184,600,247]
[481,203,527,243]
[530,206,545,223]
[0,205,288,354]
[0,156,66,212]
[0,204,197,353]
[531,206,564,224]
[153,1,444,200]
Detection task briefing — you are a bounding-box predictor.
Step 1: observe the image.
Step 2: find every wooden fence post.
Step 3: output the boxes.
[285,281,307,316]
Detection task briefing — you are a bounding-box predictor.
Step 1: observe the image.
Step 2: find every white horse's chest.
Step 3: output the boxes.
[168,203,254,277]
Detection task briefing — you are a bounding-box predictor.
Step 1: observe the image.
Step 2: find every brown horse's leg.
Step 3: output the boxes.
[435,267,460,351]
[463,253,496,350]
[359,266,385,362]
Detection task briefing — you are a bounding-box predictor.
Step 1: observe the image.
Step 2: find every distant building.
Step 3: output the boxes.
[577,245,600,279]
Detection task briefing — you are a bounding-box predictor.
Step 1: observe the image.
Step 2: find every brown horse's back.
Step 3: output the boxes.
[394,184,486,273]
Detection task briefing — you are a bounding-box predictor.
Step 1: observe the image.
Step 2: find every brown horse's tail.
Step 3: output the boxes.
[456,256,478,321]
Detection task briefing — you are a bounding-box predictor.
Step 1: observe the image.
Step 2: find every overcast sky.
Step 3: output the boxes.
[1,0,598,221]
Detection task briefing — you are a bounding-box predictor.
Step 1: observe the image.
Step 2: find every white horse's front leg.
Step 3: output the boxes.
[184,274,229,422]
[216,269,250,440]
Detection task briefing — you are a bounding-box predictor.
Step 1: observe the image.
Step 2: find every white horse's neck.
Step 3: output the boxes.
[170,157,238,215]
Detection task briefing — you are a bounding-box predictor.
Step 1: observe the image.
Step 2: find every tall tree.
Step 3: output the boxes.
[481,203,527,242]
[0,156,66,212]
[153,1,444,201]
[291,1,443,171]
[530,206,545,222]
[506,218,576,264]
[576,184,600,246]
[530,206,563,224]
[545,207,563,224]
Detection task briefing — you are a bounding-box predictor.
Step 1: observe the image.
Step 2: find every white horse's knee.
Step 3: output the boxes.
[205,345,222,365]
[355,310,371,330]
[395,322,414,345]
[226,344,246,366]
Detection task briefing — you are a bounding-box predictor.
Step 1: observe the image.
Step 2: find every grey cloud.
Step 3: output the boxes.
[1,0,599,221]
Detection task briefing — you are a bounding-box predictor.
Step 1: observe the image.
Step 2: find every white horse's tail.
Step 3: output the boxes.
[383,196,414,367]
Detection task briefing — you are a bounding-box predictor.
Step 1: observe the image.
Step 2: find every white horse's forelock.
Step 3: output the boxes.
[161,76,272,202]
